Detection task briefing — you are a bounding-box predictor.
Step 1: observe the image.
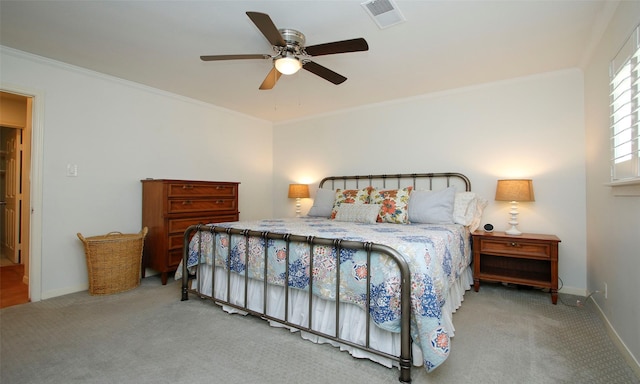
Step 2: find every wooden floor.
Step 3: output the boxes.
[0,264,30,308]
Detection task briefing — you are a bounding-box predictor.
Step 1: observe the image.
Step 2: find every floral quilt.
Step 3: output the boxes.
[185,217,471,372]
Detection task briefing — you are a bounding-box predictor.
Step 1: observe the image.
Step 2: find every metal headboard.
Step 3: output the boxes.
[319,172,471,191]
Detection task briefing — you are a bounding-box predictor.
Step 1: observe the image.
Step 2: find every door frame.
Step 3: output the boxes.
[1,83,44,302]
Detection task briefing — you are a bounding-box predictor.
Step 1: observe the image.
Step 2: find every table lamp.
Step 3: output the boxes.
[288,183,310,217]
[495,179,534,236]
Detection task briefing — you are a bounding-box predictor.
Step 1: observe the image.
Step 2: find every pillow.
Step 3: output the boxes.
[334,203,381,224]
[453,192,478,226]
[468,196,488,232]
[331,187,372,219]
[307,188,336,217]
[370,187,413,224]
[408,187,456,224]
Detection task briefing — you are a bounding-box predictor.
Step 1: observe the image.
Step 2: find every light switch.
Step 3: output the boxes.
[66,164,78,177]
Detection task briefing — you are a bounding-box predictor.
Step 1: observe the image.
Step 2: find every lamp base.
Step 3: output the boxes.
[505,201,522,235]
[295,197,302,218]
[505,226,522,236]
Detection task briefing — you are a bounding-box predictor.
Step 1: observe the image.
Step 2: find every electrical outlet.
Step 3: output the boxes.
[604,283,608,299]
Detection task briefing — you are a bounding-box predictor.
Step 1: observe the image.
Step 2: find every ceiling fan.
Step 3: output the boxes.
[200,12,369,90]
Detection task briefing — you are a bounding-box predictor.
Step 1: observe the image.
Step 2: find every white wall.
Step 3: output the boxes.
[273,69,587,294]
[584,1,640,370]
[0,48,273,298]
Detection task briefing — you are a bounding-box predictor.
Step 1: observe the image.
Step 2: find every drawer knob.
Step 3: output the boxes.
[216,200,224,204]
[510,242,518,247]
[182,200,192,205]
[182,185,194,189]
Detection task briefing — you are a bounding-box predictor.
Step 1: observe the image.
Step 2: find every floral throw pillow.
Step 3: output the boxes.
[331,187,372,219]
[370,187,413,224]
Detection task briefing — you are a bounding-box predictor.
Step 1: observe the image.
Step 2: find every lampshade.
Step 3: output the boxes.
[275,54,302,75]
[495,179,535,202]
[288,184,310,199]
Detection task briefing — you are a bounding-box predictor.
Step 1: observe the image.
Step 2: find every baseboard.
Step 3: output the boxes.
[40,270,159,300]
[41,284,88,300]
[143,268,158,277]
[590,298,640,378]
[558,285,585,296]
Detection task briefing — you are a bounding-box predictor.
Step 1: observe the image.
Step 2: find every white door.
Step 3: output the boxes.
[1,128,20,264]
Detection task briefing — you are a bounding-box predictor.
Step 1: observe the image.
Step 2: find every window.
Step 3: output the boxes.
[610,25,640,183]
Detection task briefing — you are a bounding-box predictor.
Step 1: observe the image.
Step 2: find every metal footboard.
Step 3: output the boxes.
[181,224,413,383]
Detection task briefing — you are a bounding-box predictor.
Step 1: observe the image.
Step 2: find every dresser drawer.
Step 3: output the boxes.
[168,249,183,269]
[480,239,551,259]
[167,182,237,198]
[169,232,209,251]
[168,214,239,235]
[167,215,240,267]
[168,215,239,248]
[168,198,237,214]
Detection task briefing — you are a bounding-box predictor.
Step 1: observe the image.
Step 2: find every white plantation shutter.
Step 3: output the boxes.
[610,25,640,182]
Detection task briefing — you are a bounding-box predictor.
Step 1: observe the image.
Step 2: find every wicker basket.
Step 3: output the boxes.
[77,227,148,295]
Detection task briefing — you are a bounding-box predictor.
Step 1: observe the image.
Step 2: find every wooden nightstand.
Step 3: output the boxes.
[472,231,561,304]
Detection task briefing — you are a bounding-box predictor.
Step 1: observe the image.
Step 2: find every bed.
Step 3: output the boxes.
[179,172,486,383]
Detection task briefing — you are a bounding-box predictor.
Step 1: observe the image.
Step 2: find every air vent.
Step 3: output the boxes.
[361,0,406,29]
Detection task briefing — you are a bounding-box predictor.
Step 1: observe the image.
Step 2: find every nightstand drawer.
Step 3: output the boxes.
[480,239,551,259]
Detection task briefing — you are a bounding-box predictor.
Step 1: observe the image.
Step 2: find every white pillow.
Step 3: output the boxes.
[307,188,335,217]
[452,192,489,231]
[453,192,478,226]
[408,187,456,224]
[468,196,488,232]
[334,204,381,224]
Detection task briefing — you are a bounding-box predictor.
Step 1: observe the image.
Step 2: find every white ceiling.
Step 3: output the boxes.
[0,1,612,123]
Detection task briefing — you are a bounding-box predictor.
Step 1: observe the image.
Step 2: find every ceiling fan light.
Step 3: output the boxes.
[275,56,302,75]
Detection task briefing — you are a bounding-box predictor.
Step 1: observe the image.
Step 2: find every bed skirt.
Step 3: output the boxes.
[190,264,473,369]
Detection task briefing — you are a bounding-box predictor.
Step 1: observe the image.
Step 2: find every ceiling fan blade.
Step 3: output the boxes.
[246,11,286,47]
[305,38,369,57]
[200,54,270,61]
[259,67,283,90]
[302,61,347,85]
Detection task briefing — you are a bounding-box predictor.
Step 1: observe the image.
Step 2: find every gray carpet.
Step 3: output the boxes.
[1,277,638,384]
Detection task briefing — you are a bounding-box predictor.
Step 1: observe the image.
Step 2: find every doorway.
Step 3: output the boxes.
[0,91,32,307]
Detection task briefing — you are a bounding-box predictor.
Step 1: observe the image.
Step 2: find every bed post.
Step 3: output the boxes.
[181,224,200,301]
[399,262,413,383]
[376,243,413,383]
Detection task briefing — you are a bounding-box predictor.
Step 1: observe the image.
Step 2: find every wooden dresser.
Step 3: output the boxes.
[141,179,239,284]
